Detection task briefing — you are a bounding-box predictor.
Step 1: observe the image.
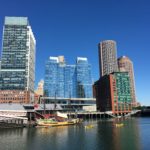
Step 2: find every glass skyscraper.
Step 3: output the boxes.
[76,57,92,98]
[0,17,36,92]
[44,56,93,98]
[0,17,35,103]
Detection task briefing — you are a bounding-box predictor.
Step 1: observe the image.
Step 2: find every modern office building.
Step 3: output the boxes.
[118,56,137,106]
[43,56,95,110]
[44,56,93,98]
[94,72,132,114]
[76,57,93,98]
[0,17,36,103]
[98,40,118,77]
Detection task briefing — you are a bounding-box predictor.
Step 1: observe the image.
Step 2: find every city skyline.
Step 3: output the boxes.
[0,0,150,105]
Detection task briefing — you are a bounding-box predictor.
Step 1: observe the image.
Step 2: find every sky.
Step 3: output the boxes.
[0,0,150,105]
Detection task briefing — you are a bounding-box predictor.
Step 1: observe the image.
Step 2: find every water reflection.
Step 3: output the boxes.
[0,128,27,150]
[0,118,144,150]
[96,118,141,150]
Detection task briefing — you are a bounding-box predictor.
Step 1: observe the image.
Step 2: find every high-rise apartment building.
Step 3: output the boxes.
[118,56,136,106]
[98,40,118,77]
[0,17,36,103]
[44,56,93,98]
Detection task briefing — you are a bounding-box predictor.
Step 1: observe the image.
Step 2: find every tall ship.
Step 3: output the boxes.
[36,112,82,127]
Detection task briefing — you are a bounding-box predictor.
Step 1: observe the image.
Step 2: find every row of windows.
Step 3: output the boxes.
[0,98,26,100]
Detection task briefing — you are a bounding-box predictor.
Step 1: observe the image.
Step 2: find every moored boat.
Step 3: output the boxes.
[36,112,82,127]
[36,118,81,127]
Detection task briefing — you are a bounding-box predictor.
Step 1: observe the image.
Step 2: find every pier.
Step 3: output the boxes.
[0,115,28,128]
[67,110,141,119]
[0,103,141,128]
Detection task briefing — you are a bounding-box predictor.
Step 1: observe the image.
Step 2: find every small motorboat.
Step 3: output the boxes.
[85,124,94,129]
[115,123,124,127]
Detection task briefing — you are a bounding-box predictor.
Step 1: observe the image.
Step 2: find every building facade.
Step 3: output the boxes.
[43,56,95,110]
[0,91,30,103]
[95,72,132,114]
[34,79,44,104]
[44,56,93,98]
[76,57,92,98]
[0,17,36,103]
[35,79,44,96]
[118,56,137,106]
[98,40,118,77]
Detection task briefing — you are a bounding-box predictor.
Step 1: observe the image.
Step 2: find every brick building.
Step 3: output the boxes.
[94,72,132,114]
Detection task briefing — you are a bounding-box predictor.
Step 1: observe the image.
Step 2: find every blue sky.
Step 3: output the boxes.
[0,0,150,105]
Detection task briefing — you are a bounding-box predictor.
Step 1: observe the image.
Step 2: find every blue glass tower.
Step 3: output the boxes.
[76,57,93,98]
[44,57,58,97]
[64,65,76,98]
[44,56,93,98]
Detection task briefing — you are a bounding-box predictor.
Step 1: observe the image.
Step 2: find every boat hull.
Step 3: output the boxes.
[36,118,82,127]
[37,121,76,127]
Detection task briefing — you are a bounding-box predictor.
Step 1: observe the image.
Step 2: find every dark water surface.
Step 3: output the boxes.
[0,118,150,150]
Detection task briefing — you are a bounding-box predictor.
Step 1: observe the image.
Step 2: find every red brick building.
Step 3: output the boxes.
[0,90,33,104]
[94,72,132,115]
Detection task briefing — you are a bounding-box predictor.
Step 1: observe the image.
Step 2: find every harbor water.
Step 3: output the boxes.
[0,117,150,150]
